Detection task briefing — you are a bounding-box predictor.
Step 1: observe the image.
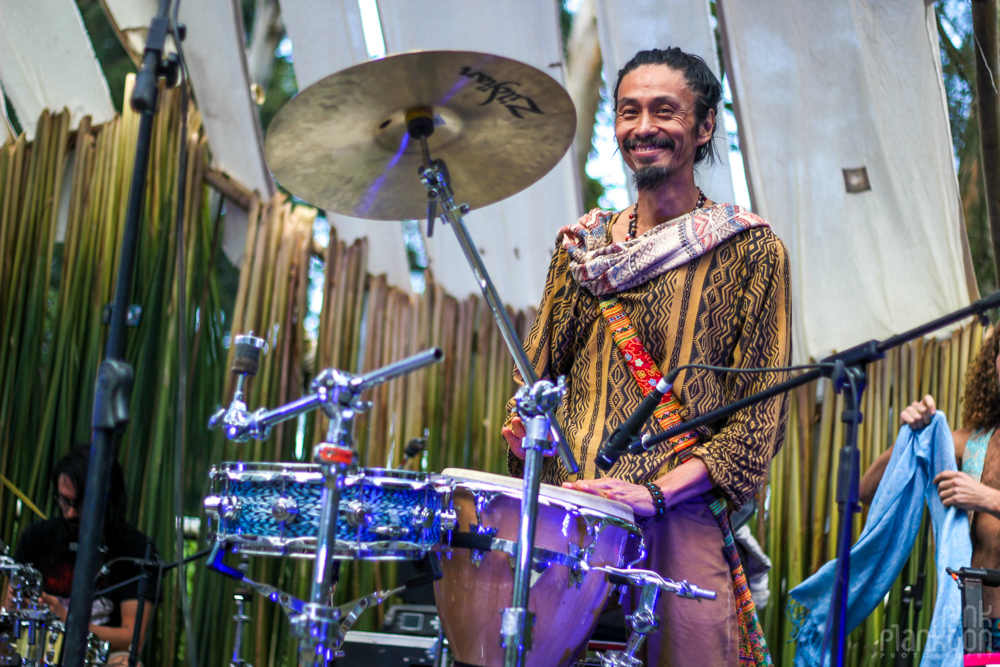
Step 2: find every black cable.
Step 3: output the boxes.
[92,556,158,580]
[93,548,211,598]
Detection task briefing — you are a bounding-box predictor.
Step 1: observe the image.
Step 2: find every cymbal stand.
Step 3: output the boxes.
[593,566,716,667]
[406,112,577,472]
[1,558,46,658]
[407,110,578,667]
[211,336,444,664]
[408,116,577,666]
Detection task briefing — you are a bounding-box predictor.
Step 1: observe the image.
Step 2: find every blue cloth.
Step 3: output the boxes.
[787,412,972,666]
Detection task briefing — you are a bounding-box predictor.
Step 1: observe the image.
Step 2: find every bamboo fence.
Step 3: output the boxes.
[0,76,230,666]
[0,80,984,665]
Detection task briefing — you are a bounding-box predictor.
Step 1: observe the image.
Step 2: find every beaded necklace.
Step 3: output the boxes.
[625,187,707,241]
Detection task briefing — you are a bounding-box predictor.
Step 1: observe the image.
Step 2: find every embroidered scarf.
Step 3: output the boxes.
[558,203,770,296]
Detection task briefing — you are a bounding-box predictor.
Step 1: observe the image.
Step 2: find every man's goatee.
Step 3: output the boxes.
[633,165,672,191]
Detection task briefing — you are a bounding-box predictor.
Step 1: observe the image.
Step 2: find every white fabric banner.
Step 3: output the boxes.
[720,0,975,361]
[279,0,413,291]
[594,0,736,205]
[0,0,115,139]
[104,0,274,200]
[375,0,582,308]
[279,0,368,90]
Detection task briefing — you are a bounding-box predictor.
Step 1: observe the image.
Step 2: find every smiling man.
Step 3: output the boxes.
[502,48,791,666]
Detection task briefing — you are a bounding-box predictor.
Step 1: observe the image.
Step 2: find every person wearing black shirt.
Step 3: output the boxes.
[4,446,157,666]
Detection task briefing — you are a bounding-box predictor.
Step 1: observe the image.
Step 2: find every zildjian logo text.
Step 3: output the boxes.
[458,66,545,119]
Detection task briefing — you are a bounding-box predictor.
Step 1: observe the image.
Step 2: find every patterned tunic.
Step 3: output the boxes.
[506,207,793,508]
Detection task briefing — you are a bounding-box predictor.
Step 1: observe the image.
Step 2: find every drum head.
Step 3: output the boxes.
[441,468,635,522]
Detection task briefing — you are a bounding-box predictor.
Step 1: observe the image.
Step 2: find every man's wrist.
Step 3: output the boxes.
[652,479,675,510]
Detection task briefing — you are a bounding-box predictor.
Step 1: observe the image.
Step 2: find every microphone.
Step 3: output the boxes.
[401,436,427,465]
[595,376,673,471]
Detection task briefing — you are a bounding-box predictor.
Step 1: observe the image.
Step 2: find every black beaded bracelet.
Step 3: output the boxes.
[643,482,667,521]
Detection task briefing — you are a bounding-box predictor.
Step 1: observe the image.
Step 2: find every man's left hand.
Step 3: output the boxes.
[934,470,1000,515]
[39,593,68,623]
[562,478,659,517]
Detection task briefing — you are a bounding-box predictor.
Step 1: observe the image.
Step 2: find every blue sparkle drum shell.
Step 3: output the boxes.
[204,462,455,560]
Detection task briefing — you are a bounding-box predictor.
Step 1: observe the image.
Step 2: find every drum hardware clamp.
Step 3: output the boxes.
[591,566,717,667]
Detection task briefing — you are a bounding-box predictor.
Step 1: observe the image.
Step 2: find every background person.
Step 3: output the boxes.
[860,330,1000,649]
[4,446,158,666]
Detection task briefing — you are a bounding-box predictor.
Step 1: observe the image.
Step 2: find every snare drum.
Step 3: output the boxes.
[435,469,642,667]
[204,462,454,559]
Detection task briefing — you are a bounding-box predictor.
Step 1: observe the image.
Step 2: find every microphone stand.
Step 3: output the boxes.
[63,2,180,665]
[895,514,930,667]
[596,289,1000,667]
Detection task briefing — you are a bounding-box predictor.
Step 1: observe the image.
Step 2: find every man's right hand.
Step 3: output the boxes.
[901,395,936,429]
[502,416,527,460]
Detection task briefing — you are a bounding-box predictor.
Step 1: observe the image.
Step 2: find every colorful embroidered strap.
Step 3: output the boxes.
[598,295,772,667]
[598,298,699,457]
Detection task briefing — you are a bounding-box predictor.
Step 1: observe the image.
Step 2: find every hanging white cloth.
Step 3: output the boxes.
[719,0,976,362]
[0,0,115,139]
[279,0,413,292]
[103,0,274,201]
[594,0,736,205]
[375,0,582,309]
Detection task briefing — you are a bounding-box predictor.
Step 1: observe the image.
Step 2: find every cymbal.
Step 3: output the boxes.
[264,50,577,221]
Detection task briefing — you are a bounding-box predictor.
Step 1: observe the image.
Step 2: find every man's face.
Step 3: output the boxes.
[55,474,80,524]
[614,65,715,189]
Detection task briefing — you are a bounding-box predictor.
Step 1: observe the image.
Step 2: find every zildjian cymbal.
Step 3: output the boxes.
[264,50,577,221]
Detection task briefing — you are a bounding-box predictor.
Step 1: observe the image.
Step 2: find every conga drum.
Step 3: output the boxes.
[435,469,642,667]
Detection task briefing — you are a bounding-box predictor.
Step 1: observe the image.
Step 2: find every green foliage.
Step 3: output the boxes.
[936,2,997,295]
[582,171,606,213]
[258,51,297,134]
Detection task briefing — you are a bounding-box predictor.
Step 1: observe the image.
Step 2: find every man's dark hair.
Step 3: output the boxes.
[52,445,129,541]
[613,47,723,166]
